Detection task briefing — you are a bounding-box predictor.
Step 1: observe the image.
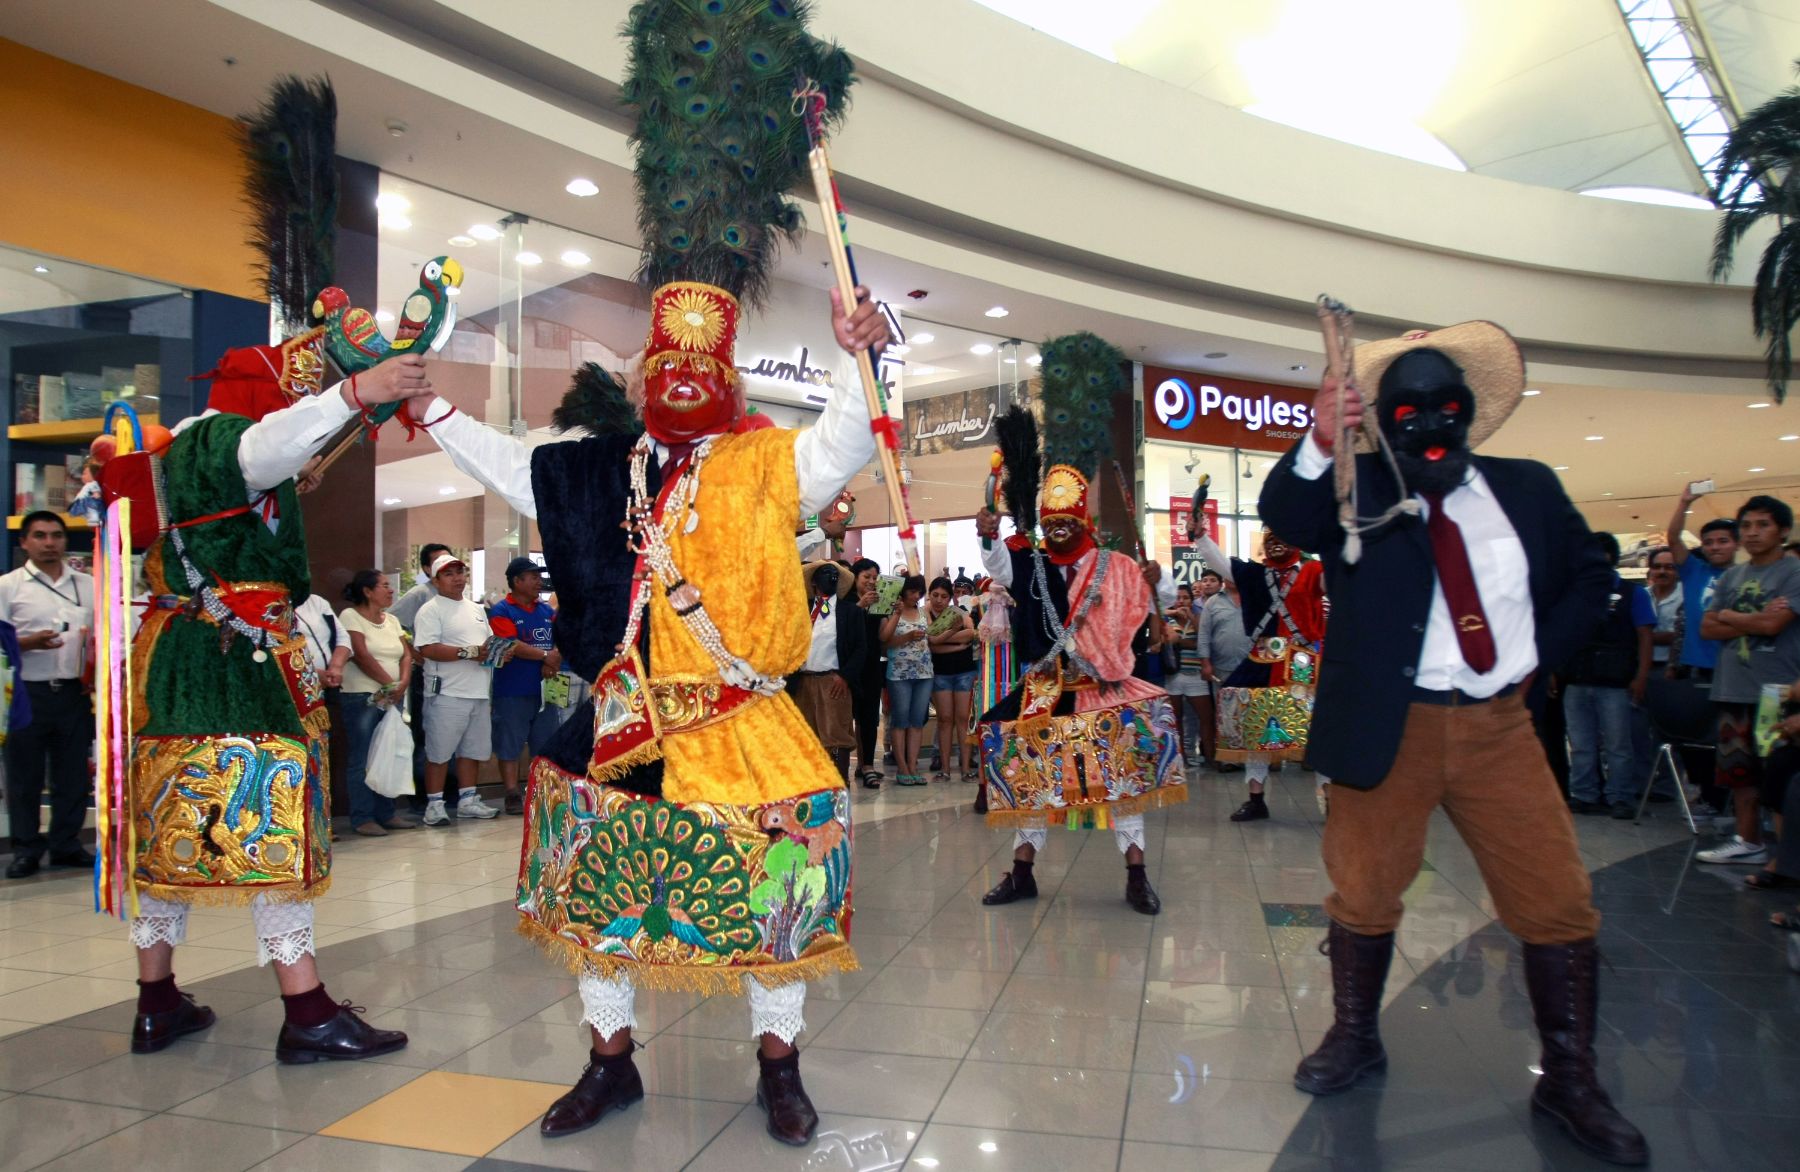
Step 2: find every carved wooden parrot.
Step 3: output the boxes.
[311,255,463,376]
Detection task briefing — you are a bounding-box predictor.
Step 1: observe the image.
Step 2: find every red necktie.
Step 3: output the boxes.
[1422,492,1497,674]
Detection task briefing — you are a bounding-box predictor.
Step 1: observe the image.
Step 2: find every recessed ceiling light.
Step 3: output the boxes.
[887,344,910,356]
[560,249,591,267]
[379,213,412,231]
[970,343,994,355]
[1602,491,1613,496]
[32,264,48,274]
[984,306,1009,318]
[1781,435,1799,442]
[1004,357,1017,364]
[910,332,935,345]
[515,251,543,266]
[565,178,599,197]
[1749,401,1772,409]
[1027,354,1042,366]
[469,224,503,241]
[978,1142,999,1154]
[448,234,477,247]
[1553,465,1570,471]
[374,192,411,214]
[1749,466,1767,472]
[1523,388,1542,397]
[381,497,402,506]
[438,486,458,496]
[1289,364,1307,372]
[374,309,395,323]
[1205,351,1228,359]
[1585,435,1604,441]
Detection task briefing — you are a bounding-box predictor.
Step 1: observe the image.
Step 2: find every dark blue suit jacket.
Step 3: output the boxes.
[1259,443,1609,789]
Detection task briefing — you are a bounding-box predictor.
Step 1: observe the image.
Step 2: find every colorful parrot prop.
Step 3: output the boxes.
[312,255,463,375]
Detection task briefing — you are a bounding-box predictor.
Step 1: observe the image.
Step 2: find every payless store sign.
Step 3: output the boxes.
[1142,367,1315,452]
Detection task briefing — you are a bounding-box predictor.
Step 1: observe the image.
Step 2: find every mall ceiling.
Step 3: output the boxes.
[975,0,1800,199]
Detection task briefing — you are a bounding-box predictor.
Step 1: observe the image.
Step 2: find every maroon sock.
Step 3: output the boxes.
[281,984,339,1028]
[137,975,181,1015]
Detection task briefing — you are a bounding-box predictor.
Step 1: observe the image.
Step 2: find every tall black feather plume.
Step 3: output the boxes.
[553,362,643,437]
[621,0,854,308]
[241,75,338,335]
[995,404,1040,535]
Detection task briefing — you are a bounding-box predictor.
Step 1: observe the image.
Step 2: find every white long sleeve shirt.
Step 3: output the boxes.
[1291,432,1536,696]
[978,538,1178,612]
[417,383,877,521]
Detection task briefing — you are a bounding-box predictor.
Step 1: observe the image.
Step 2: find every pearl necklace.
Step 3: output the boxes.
[623,435,784,696]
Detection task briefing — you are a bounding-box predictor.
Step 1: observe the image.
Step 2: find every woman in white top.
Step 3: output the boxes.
[339,569,415,836]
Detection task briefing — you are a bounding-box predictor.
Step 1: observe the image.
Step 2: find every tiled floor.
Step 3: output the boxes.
[1,772,1796,1171]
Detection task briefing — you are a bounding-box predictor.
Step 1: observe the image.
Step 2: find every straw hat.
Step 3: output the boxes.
[1350,321,1524,454]
[800,560,852,600]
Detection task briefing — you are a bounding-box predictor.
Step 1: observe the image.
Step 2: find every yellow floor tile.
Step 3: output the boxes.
[320,1069,565,1157]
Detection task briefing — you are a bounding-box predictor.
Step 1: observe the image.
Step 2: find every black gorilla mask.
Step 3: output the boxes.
[812,566,840,597]
[1378,349,1475,497]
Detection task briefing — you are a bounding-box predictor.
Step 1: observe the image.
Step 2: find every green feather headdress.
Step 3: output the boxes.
[621,0,854,308]
[1037,332,1126,481]
[241,75,337,336]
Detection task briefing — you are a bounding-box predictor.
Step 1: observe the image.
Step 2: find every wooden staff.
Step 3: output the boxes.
[802,101,920,573]
[1316,295,1363,563]
[1111,459,1167,625]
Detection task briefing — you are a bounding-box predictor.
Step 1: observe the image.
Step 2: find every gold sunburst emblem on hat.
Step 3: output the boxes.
[658,287,727,352]
[1040,466,1087,514]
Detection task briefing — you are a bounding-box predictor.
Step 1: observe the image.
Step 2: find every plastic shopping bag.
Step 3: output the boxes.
[365,705,415,798]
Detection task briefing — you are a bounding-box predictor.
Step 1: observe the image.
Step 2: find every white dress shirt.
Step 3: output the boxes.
[172,386,359,504]
[0,562,94,680]
[802,596,840,673]
[1292,432,1536,696]
[292,593,351,675]
[978,540,1178,611]
[418,378,876,521]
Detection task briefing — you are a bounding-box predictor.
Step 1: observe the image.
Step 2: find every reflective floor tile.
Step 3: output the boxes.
[1145,948,1284,988]
[967,1011,1138,1071]
[660,990,847,1041]
[1141,981,1297,1029]
[993,973,1147,1020]
[798,1048,961,1119]
[321,1070,564,1157]
[0,973,143,1023]
[408,970,575,1023]
[30,1112,303,1172]
[890,936,1031,973]
[931,1059,1129,1138]
[635,1034,761,1102]
[252,1134,475,1171]
[811,1001,986,1059]
[169,1059,422,1133]
[1014,938,1150,982]
[855,965,1011,1012]
[481,1093,741,1172]
[684,1107,924,1171]
[443,1018,596,1084]
[34,1039,274,1110]
[358,1007,515,1069]
[908,1123,1120,1171]
[0,1023,133,1091]
[0,1094,148,1172]
[1132,1022,1304,1083]
[1123,1072,1312,1152]
[1119,1142,1330,1172]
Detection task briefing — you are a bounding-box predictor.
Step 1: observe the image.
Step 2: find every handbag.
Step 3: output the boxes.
[364,704,415,797]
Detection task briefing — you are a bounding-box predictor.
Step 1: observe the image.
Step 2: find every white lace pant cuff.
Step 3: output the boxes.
[252,899,317,967]
[1245,759,1270,784]
[748,979,808,1045]
[577,971,639,1043]
[1014,828,1048,852]
[129,894,189,950]
[1113,813,1146,853]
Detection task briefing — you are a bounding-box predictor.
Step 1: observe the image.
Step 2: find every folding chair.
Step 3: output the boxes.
[1633,677,1713,834]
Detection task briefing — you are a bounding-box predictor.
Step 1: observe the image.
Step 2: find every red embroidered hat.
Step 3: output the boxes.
[194,328,329,423]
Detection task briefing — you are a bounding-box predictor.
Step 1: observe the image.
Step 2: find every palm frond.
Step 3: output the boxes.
[621,0,854,308]
[241,75,337,333]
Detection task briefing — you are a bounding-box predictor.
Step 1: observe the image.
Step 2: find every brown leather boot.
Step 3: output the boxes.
[540,1049,645,1136]
[1524,940,1649,1166]
[1294,922,1392,1095]
[756,1050,819,1146]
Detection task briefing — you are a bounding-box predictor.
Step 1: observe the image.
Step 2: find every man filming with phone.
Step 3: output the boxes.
[1667,478,1741,688]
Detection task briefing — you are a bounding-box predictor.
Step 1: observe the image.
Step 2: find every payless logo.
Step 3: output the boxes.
[1153,377,1311,434]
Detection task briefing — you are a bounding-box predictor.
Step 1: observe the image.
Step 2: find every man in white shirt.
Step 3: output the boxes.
[293,593,352,687]
[412,552,503,825]
[1,511,96,878]
[1261,324,1643,1166]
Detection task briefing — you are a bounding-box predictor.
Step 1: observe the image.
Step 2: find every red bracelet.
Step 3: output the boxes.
[348,375,367,412]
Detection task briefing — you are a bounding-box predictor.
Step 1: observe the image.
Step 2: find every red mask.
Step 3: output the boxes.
[641,281,744,444]
[642,356,741,443]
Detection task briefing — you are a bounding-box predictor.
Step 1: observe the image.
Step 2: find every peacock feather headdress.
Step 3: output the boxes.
[1035,332,1126,524]
[620,0,854,309]
[241,75,337,336]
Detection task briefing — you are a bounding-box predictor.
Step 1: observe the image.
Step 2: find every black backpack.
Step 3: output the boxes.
[1564,585,1638,688]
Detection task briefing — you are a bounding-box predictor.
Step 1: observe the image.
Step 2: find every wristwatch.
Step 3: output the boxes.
[457,646,476,660]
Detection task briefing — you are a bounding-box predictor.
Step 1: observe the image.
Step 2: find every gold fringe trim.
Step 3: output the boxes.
[984,783,1189,829]
[1215,747,1308,764]
[134,873,331,908]
[515,916,860,997]
[586,740,664,785]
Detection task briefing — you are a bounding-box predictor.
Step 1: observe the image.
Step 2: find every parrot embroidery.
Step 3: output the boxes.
[758,790,851,909]
[312,255,464,376]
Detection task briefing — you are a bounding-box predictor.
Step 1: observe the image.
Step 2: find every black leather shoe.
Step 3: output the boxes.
[981,871,1037,906]
[1567,799,1604,816]
[5,854,41,880]
[49,847,95,868]
[540,1051,645,1136]
[1525,940,1650,1166]
[1229,796,1269,822]
[1125,871,1161,915]
[503,793,524,816]
[1295,922,1393,1095]
[132,994,215,1053]
[275,1002,408,1064]
[1609,802,1635,820]
[757,1052,819,1146]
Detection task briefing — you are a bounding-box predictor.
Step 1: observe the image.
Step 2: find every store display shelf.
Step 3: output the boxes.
[6,512,88,531]
[8,416,157,444]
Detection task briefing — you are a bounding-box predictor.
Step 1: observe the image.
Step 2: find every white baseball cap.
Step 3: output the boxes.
[427,552,467,579]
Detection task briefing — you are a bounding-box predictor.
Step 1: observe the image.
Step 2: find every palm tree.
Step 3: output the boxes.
[1711,61,1800,404]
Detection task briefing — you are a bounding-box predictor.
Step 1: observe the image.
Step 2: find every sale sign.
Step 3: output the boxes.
[1168,495,1219,548]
